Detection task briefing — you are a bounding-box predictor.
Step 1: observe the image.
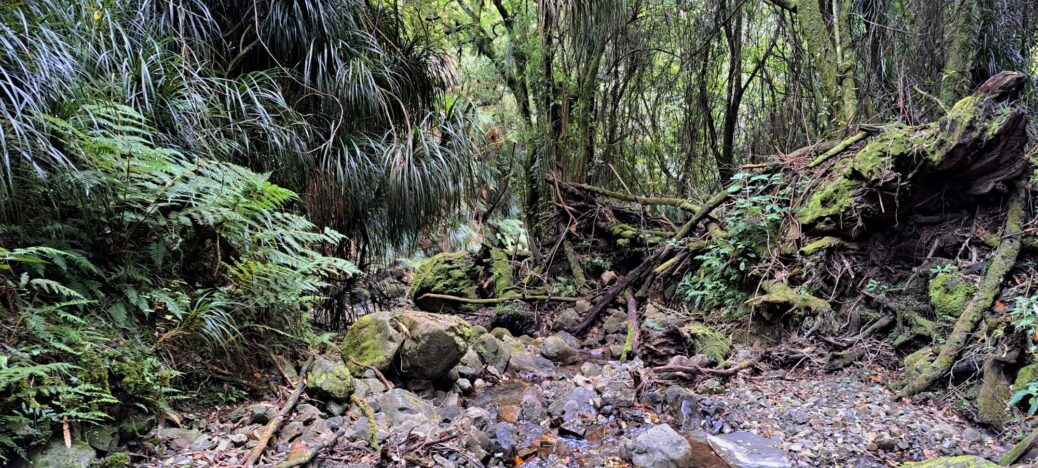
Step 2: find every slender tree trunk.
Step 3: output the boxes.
[940,0,980,106]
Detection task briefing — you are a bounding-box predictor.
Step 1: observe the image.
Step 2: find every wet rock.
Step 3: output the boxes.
[29,440,97,468]
[707,431,790,467]
[520,386,548,421]
[456,378,473,394]
[458,348,484,376]
[509,351,556,377]
[549,386,598,420]
[247,404,277,425]
[622,424,694,468]
[474,332,512,372]
[554,308,581,331]
[498,404,520,423]
[541,334,579,363]
[306,357,355,401]
[603,309,629,334]
[340,311,406,373]
[488,422,519,458]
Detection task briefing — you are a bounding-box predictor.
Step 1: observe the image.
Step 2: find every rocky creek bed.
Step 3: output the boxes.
[45,308,1022,468]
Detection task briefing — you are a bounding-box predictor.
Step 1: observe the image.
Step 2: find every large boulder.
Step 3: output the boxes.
[341,310,474,381]
[29,440,97,468]
[395,312,472,380]
[340,312,406,374]
[409,252,479,312]
[622,424,694,468]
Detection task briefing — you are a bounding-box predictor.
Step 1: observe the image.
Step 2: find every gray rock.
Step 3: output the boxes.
[509,351,556,377]
[707,431,790,468]
[190,434,215,451]
[520,386,548,421]
[156,427,203,451]
[457,378,473,394]
[623,424,694,468]
[664,386,702,431]
[548,386,597,420]
[248,404,277,424]
[379,388,443,427]
[279,421,305,444]
[28,440,97,468]
[488,422,519,457]
[474,333,512,373]
[294,403,323,424]
[554,308,581,331]
[540,335,579,363]
[575,300,593,315]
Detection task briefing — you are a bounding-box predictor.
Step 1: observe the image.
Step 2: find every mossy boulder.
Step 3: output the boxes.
[409,252,479,312]
[683,323,733,364]
[29,440,97,468]
[903,347,933,383]
[341,310,474,382]
[306,357,355,401]
[485,248,514,297]
[341,312,406,375]
[900,455,998,467]
[929,270,977,319]
[100,452,131,468]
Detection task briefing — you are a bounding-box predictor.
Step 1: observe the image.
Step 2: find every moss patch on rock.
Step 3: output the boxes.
[682,323,733,364]
[928,270,977,319]
[409,252,479,312]
[306,357,355,401]
[341,312,406,375]
[1012,363,1038,393]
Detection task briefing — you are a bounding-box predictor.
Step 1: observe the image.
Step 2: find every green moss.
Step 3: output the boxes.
[901,455,998,467]
[306,358,355,401]
[799,236,844,256]
[903,347,933,382]
[748,281,831,316]
[1013,363,1038,393]
[100,452,130,468]
[797,178,857,229]
[928,270,977,319]
[340,312,405,374]
[683,323,732,364]
[409,252,478,311]
[1000,429,1038,465]
[487,248,514,297]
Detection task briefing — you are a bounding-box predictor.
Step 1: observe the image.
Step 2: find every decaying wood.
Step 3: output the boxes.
[417,293,581,304]
[902,181,1028,396]
[622,290,640,360]
[653,354,761,377]
[245,356,315,467]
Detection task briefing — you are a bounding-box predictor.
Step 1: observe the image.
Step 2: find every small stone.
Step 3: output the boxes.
[249,404,277,424]
[456,378,473,394]
[498,404,520,423]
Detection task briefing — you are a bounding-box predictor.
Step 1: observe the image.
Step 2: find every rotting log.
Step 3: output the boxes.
[901,181,1028,396]
[417,293,581,304]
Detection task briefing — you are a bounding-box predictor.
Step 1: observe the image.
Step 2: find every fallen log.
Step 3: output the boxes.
[245,356,315,467]
[901,181,1028,396]
[653,354,761,377]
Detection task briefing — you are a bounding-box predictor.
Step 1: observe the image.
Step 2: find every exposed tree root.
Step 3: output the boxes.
[653,354,761,377]
[901,182,1028,396]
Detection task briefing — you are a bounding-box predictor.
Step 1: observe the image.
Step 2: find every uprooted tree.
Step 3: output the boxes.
[414,71,1036,428]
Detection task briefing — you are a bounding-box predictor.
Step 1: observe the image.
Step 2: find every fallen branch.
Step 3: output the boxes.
[621,290,640,361]
[653,355,761,377]
[416,293,581,304]
[245,356,315,467]
[347,356,393,390]
[548,175,701,212]
[901,182,1028,396]
[808,131,869,167]
[274,426,348,468]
